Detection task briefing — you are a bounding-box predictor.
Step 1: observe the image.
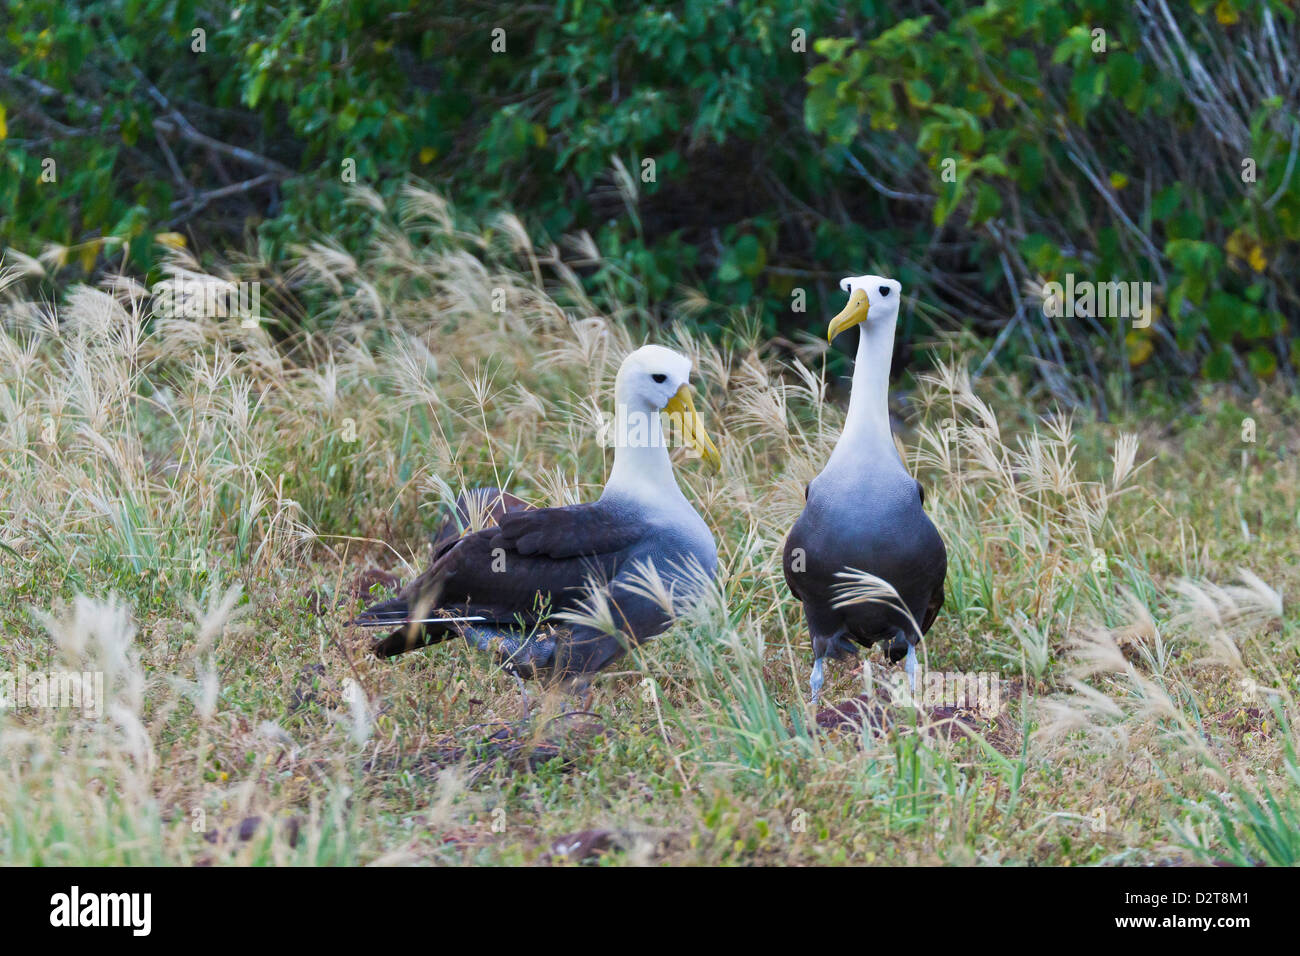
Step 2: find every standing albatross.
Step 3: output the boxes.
[782,275,947,705]
[353,345,720,681]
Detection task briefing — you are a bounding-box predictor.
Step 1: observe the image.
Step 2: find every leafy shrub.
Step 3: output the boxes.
[2,1,1296,394]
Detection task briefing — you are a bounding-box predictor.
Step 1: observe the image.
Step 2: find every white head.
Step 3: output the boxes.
[614,344,696,411]
[827,274,902,342]
[608,344,721,475]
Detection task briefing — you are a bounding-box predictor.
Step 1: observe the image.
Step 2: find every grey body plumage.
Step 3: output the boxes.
[784,459,946,683]
[782,275,947,705]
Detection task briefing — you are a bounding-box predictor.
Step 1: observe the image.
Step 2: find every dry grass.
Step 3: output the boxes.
[1,185,1296,865]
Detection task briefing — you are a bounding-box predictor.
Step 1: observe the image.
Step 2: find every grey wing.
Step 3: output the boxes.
[492,502,646,559]
[358,500,650,657]
[429,486,533,556]
[550,566,682,676]
[918,536,947,636]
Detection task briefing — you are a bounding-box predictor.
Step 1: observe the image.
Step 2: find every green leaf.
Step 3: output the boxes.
[904,79,933,108]
[247,72,268,109]
[1247,347,1277,379]
[968,182,1002,225]
[1202,346,1234,381]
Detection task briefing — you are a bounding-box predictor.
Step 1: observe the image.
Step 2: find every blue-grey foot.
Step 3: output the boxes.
[810,656,826,708]
[463,626,557,679]
[905,642,918,696]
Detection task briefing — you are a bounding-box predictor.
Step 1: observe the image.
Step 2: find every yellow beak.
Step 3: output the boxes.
[827,288,871,342]
[663,384,722,471]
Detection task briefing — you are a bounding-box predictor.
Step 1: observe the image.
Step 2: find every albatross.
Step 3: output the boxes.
[353,345,720,683]
[782,275,947,705]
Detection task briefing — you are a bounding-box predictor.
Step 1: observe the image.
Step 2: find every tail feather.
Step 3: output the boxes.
[351,595,406,622]
[373,623,453,659]
[356,485,532,661]
[352,596,458,658]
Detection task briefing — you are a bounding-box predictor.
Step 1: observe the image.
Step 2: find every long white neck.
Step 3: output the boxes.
[602,400,685,506]
[827,319,900,469]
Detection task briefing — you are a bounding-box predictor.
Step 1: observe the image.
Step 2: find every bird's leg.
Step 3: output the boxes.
[862,659,874,697]
[810,656,827,708]
[512,672,532,719]
[905,642,918,696]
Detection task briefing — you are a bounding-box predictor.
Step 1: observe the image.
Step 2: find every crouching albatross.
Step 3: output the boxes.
[782,275,947,705]
[353,345,720,683]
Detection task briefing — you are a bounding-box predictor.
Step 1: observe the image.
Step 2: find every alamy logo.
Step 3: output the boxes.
[1041,274,1151,327]
[0,667,103,717]
[888,669,1002,716]
[49,886,151,936]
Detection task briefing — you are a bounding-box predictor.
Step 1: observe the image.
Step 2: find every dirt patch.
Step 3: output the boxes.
[814,681,1023,756]
[366,713,608,780]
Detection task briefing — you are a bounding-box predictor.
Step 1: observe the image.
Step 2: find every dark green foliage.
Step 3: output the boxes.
[2,1,1296,394]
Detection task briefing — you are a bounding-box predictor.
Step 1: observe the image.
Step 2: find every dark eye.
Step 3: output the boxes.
[651,373,667,384]
[878,286,891,297]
